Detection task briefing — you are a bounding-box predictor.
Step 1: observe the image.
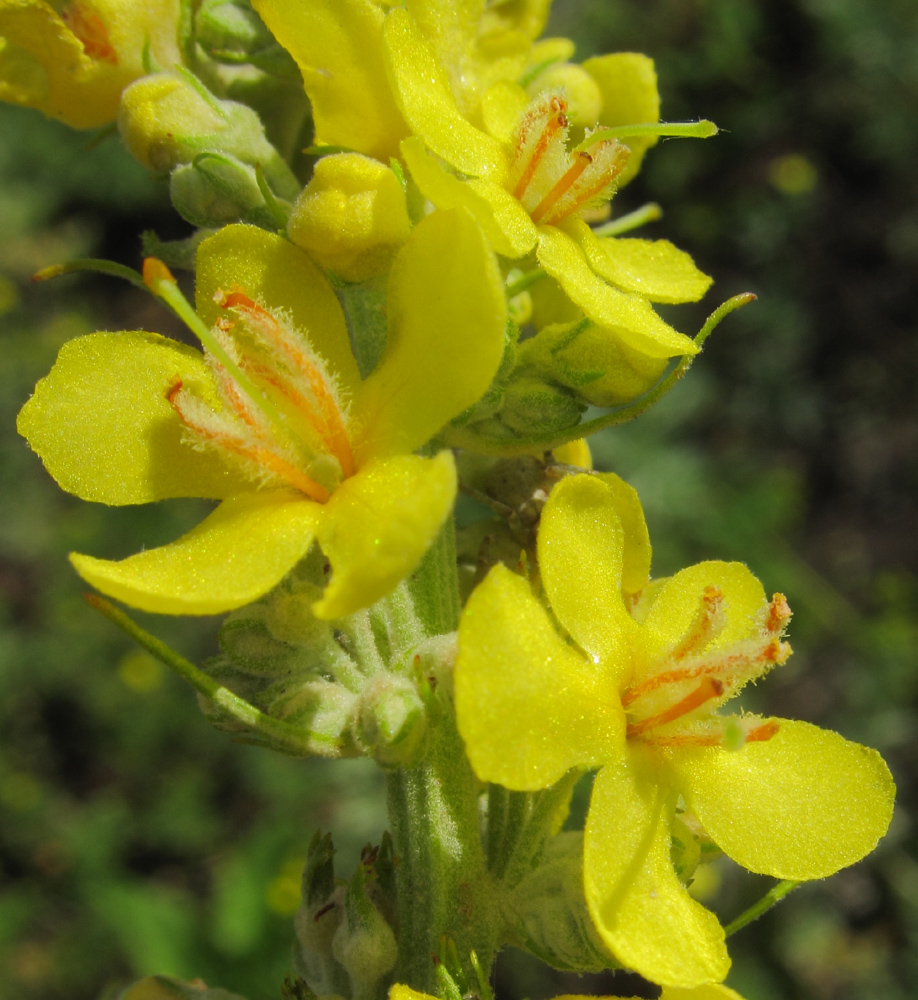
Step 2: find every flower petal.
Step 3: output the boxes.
[538,475,638,669]
[572,221,712,304]
[383,7,506,181]
[455,562,625,790]
[195,224,361,400]
[638,560,768,662]
[353,208,506,461]
[583,53,660,187]
[313,452,457,620]
[584,753,730,987]
[595,472,652,595]
[536,227,698,359]
[71,492,319,615]
[251,0,406,160]
[16,331,244,504]
[400,136,537,259]
[660,988,747,1000]
[674,719,896,880]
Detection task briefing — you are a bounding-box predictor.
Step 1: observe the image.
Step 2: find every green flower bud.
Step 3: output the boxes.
[294,833,349,996]
[518,319,667,406]
[118,70,299,201]
[169,154,280,229]
[356,674,427,767]
[498,374,586,436]
[671,813,702,885]
[502,832,615,973]
[332,861,398,995]
[194,0,298,78]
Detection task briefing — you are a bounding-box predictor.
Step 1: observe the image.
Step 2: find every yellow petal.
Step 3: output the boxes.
[354,208,506,461]
[536,227,698,359]
[572,220,713,304]
[313,452,456,620]
[638,560,767,663]
[0,0,180,129]
[674,719,896,880]
[389,987,436,1000]
[400,136,537,259]
[660,988,748,1000]
[583,53,660,187]
[251,0,406,160]
[595,471,652,595]
[383,8,506,181]
[195,224,361,400]
[538,475,637,669]
[584,753,730,987]
[455,563,625,790]
[481,79,529,143]
[16,331,243,504]
[71,492,319,615]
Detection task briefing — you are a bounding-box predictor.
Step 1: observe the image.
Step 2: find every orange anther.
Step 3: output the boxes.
[62,3,118,64]
[627,676,725,739]
[143,257,176,289]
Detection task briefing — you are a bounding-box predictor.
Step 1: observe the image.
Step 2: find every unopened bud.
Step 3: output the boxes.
[195,0,298,77]
[287,153,411,283]
[332,862,398,994]
[518,320,666,406]
[498,374,585,436]
[670,814,702,885]
[169,153,284,229]
[119,70,298,197]
[356,675,427,767]
[504,832,614,972]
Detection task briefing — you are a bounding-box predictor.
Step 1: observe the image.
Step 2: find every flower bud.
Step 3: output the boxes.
[194,0,298,78]
[118,70,298,198]
[503,832,615,972]
[332,861,398,995]
[294,833,349,996]
[497,374,586,437]
[287,153,411,282]
[518,319,667,406]
[169,153,282,230]
[356,674,427,767]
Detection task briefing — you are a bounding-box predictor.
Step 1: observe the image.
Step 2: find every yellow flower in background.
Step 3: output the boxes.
[391,981,750,1000]
[455,473,895,987]
[0,0,181,129]
[17,210,506,619]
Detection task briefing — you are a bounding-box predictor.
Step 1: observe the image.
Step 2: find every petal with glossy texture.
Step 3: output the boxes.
[313,451,456,619]
[401,137,537,258]
[251,0,406,160]
[584,753,730,987]
[354,208,506,461]
[17,331,243,504]
[583,53,660,187]
[572,221,712,304]
[383,8,506,180]
[660,987,748,1000]
[195,224,361,399]
[537,227,698,358]
[538,475,637,670]
[71,492,319,615]
[639,560,767,662]
[595,471,652,595]
[456,563,625,790]
[674,719,895,880]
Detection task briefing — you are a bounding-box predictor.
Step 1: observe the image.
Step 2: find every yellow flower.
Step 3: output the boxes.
[391,982,749,1000]
[454,473,895,987]
[0,0,181,129]
[17,210,506,619]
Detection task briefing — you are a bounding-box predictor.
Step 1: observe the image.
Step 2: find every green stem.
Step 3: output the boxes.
[593,202,662,237]
[85,594,341,756]
[385,520,497,991]
[724,879,801,937]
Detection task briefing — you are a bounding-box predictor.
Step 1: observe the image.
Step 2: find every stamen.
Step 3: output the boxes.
[167,380,330,503]
[219,289,355,477]
[764,593,792,634]
[511,96,569,201]
[627,677,724,739]
[538,141,630,225]
[670,586,726,661]
[62,3,118,64]
[530,151,593,224]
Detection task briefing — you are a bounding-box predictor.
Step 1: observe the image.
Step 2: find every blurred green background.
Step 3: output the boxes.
[1,1,916,998]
